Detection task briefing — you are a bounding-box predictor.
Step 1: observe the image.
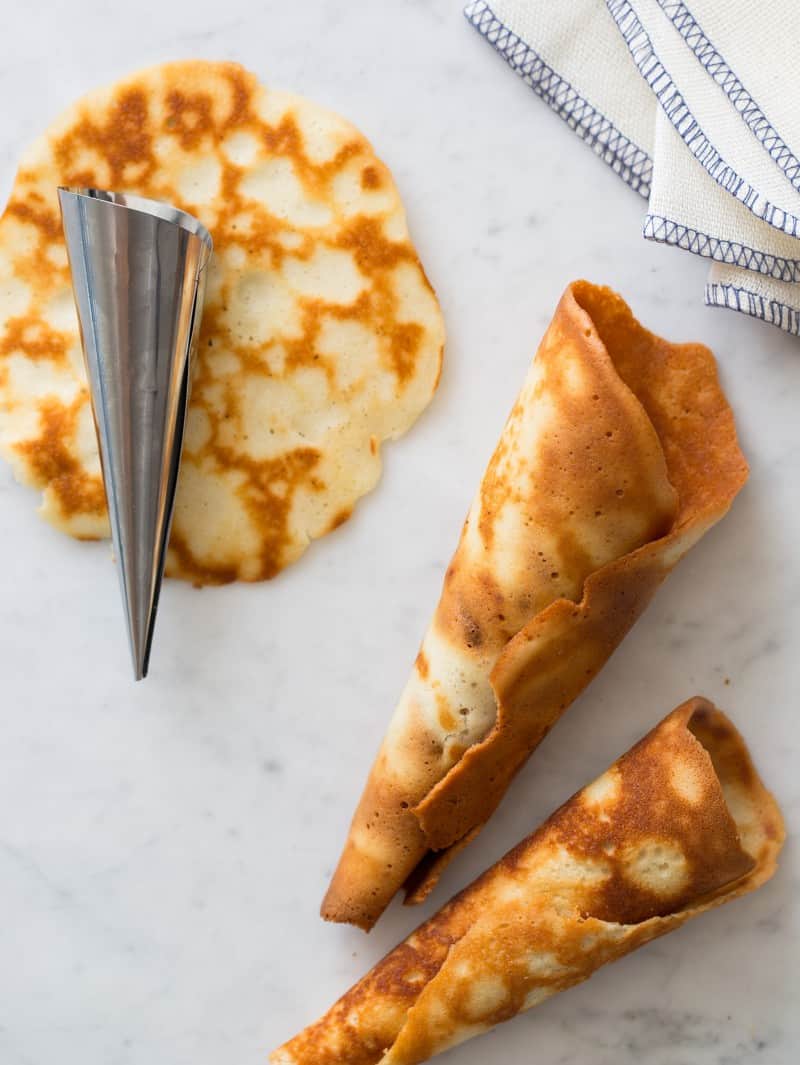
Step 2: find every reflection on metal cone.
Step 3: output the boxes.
[58,188,213,680]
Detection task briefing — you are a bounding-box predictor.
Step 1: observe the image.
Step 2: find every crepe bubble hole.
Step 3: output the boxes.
[623,838,689,897]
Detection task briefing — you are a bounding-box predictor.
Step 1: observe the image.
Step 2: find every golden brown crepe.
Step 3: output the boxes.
[323,281,748,929]
[0,61,444,582]
[274,698,784,1065]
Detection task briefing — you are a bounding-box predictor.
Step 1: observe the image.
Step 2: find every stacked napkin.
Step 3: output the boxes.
[466,0,800,335]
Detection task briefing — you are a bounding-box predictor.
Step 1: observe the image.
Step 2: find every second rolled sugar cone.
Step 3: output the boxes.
[277,697,784,1065]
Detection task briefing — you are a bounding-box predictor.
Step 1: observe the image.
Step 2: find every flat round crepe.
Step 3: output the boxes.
[0,61,444,582]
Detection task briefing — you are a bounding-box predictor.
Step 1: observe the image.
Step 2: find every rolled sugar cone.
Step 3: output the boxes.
[322,281,748,929]
[273,698,784,1065]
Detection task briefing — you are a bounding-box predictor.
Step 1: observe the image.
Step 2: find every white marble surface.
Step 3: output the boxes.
[1,2,798,1064]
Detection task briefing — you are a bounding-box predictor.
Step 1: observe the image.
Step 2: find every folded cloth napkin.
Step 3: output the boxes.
[466,0,800,335]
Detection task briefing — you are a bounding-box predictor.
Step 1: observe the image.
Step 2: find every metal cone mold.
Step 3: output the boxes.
[58,188,213,679]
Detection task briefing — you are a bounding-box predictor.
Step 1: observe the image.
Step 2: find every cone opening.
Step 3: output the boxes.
[58,187,213,261]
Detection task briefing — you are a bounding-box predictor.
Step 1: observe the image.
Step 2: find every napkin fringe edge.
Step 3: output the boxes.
[705,281,800,336]
[657,0,800,194]
[464,0,652,197]
[644,213,800,282]
[608,0,800,239]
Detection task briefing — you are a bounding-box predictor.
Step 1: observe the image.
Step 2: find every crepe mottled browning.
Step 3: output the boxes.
[323,282,748,929]
[0,61,443,582]
[274,698,784,1065]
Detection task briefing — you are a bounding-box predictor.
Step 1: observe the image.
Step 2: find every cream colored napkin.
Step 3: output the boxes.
[466,0,800,334]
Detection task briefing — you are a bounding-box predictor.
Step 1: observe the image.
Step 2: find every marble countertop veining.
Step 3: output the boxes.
[0,2,798,1064]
